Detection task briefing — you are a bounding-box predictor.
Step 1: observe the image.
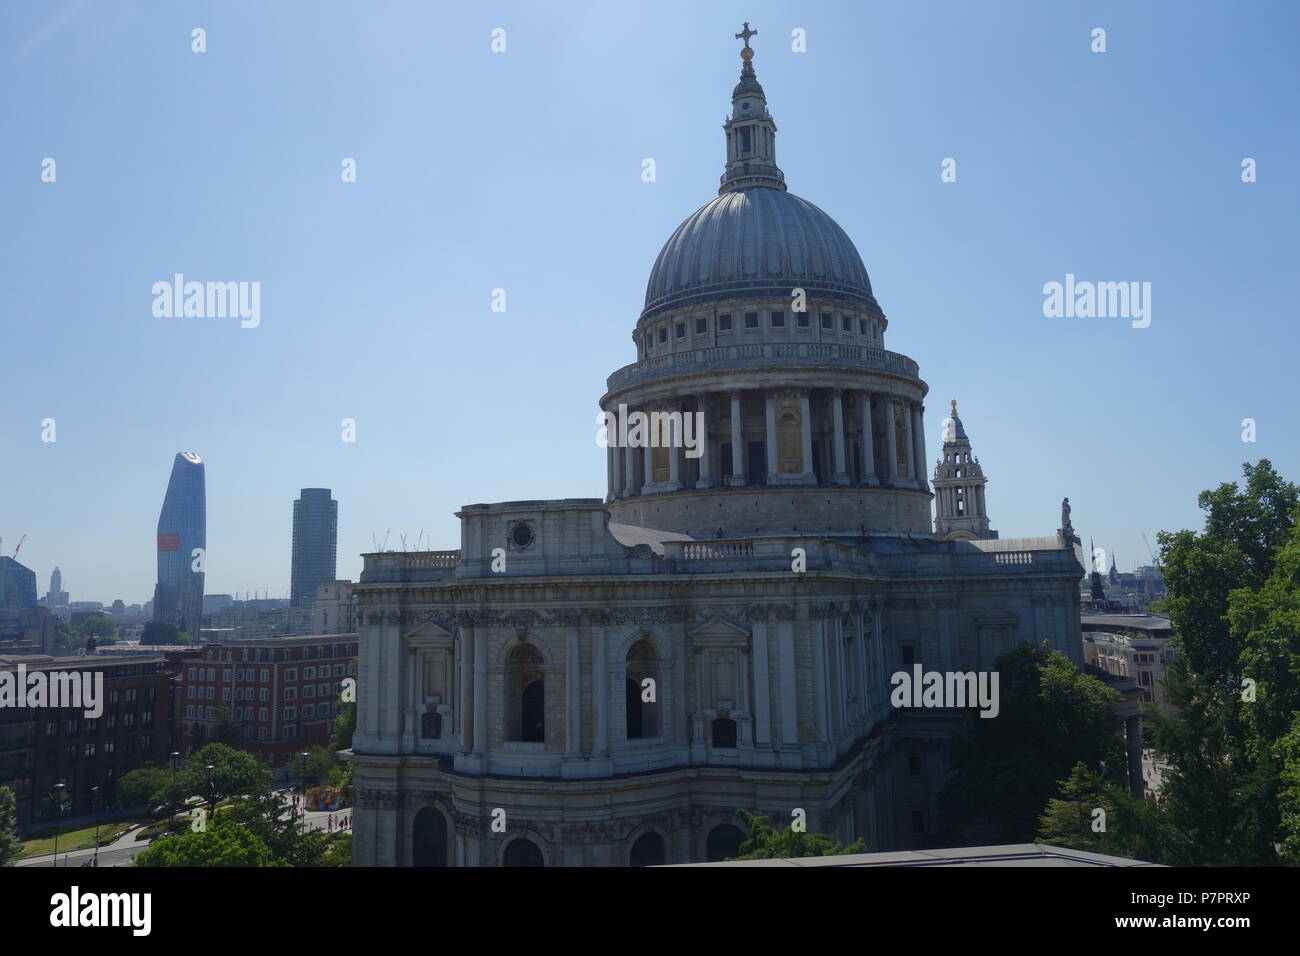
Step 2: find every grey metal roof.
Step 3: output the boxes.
[668,842,1163,867]
[642,187,878,319]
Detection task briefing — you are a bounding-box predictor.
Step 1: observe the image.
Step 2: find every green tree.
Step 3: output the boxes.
[728,809,866,860]
[117,766,170,811]
[79,614,117,644]
[1146,460,1299,865]
[135,816,281,867]
[1037,762,1184,864]
[181,743,272,816]
[331,698,356,753]
[0,786,22,866]
[288,747,337,788]
[938,642,1125,844]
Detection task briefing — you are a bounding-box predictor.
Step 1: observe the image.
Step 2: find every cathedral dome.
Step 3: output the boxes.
[642,187,878,320]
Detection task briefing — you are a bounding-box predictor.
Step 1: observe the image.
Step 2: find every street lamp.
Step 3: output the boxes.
[168,751,181,828]
[297,751,310,824]
[204,764,216,823]
[90,785,101,867]
[49,782,66,868]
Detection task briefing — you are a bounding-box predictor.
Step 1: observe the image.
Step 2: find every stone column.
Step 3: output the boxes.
[695,393,712,489]
[472,627,487,756]
[606,444,616,501]
[729,390,745,487]
[593,627,608,756]
[642,406,655,493]
[831,389,849,484]
[911,403,928,490]
[752,620,771,746]
[1126,715,1144,799]
[860,391,876,484]
[623,435,636,496]
[883,400,897,484]
[799,391,814,480]
[458,626,473,752]
[565,629,580,757]
[902,401,917,484]
[765,392,778,483]
[668,405,681,490]
[611,434,623,499]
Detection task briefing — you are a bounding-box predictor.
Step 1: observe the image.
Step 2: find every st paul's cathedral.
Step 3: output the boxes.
[348,29,1084,867]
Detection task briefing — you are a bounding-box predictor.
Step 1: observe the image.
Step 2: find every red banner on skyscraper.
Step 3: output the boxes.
[157,533,180,552]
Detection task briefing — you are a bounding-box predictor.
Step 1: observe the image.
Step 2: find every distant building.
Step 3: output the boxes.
[153,452,206,634]
[291,489,338,611]
[203,593,234,614]
[46,567,68,607]
[1082,613,1177,715]
[0,557,38,610]
[180,634,358,766]
[0,654,173,823]
[312,580,354,635]
[931,401,997,540]
[0,607,56,656]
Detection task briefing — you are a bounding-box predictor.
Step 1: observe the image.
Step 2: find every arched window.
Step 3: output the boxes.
[506,644,545,743]
[630,832,666,867]
[625,639,660,739]
[706,824,745,862]
[503,838,544,867]
[412,807,447,867]
[711,717,737,749]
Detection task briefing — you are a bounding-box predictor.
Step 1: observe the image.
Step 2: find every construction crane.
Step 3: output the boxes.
[1141,531,1159,568]
[10,535,26,559]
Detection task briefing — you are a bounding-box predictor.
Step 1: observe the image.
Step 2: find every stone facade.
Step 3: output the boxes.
[348,33,1083,867]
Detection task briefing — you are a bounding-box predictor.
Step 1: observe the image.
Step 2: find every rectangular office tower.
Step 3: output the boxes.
[153,452,206,633]
[0,557,38,609]
[291,489,338,608]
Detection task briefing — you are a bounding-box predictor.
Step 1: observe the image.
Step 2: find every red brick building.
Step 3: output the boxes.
[181,635,357,766]
[0,654,174,824]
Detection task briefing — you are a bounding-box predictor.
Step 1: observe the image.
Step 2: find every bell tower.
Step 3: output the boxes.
[933,400,996,539]
[719,22,786,194]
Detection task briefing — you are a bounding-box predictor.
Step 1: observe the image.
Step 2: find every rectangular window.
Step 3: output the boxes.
[718,314,732,331]
[740,126,752,153]
[285,725,297,739]
[744,312,758,329]
[304,685,316,698]
[259,708,268,722]
[820,312,833,330]
[284,707,297,721]
[860,319,868,335]
[258,728,268,741]
[205,669,215,682]
[658,327,667,343]
[304,667,315,680]
[304,704,316,719]
[770,310,784,328]
[187,668,196,681]
[286,669,297,682]
[695,318,707,334]
[675,322,685,339]
[222,669,232,682]
[205,687,214,700]
[797,312,810,328]
[842,315,852,332]
[260,669,270,683]
[285,688,297,701]
[259,688,269,702]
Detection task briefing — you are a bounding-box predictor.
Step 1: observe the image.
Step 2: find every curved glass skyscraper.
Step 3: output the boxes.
[153,452,206,633]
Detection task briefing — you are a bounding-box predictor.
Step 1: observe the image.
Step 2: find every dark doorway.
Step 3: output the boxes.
[706,824,745,862]
[630,832,666,867]
[503,838,544,867]
[720,442,733,481]
[711,717,737,748]
[812,439,824,484]
[412,807,447,867]
[747,441,766,485]
[521,680,544,742]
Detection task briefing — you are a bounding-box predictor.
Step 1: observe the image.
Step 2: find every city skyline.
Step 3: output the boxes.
[3,1,1296,603]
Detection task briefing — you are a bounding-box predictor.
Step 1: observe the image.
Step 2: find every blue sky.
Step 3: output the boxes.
[2,0,1297,603]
